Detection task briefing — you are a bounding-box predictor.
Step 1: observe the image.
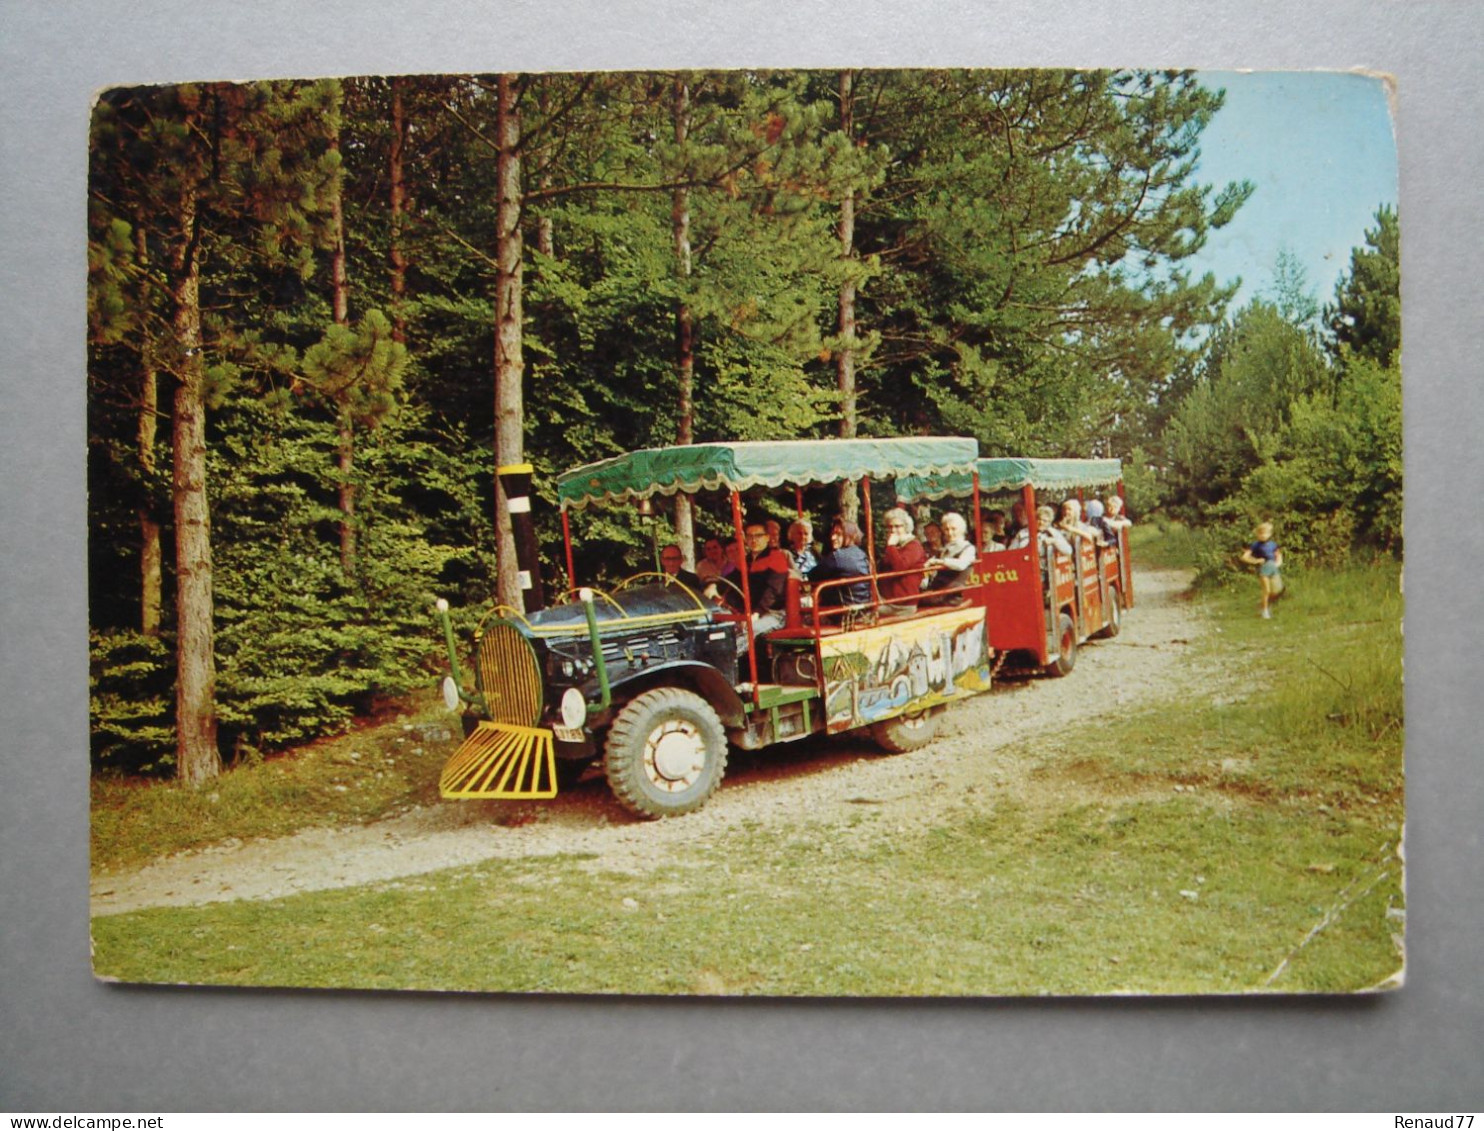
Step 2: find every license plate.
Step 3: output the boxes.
[552,725,585,743]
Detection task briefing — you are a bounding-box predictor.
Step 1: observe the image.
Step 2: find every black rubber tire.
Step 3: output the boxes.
[604,687,728,819]
[1045,612,1077,678]
[1095,587,1122,640]
[870,707,942,753]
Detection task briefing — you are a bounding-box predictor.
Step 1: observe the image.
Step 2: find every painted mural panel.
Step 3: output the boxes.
[819,606,992,734]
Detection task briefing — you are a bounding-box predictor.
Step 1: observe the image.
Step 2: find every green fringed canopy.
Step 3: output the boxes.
[896,457,1124,502]
[556,437,980,511]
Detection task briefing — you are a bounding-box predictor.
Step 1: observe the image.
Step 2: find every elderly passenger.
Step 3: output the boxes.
[922,511,976,604]
[786,519,818,577]
[1009,505,1073,556]
[880,507,927,609]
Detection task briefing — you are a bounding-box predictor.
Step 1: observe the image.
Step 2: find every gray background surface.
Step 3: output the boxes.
[2,0,1479,1112]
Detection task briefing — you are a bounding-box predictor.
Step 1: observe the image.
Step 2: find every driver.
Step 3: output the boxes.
[659,543,703,593]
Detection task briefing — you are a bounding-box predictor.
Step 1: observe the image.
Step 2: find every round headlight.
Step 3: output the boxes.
[560,686,587,730]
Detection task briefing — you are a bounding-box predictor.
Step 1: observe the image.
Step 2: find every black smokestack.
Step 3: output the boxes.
[498,462,546,613]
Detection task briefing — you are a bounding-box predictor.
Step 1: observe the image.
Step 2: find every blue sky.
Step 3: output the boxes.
[1184,71,1398,313]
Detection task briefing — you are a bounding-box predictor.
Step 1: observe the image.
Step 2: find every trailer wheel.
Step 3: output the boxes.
[604,688,727,819]
[871,707,941,754]
[1096,587,1122,640]
[1045,613,1077,678]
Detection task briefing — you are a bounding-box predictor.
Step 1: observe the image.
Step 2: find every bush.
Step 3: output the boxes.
[209,401,472,758]
[89,630,175,774]
[89,395,494,775]
[1119,445,1167,518]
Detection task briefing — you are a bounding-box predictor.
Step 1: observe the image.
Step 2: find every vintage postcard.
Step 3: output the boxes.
[87,68,1403,996]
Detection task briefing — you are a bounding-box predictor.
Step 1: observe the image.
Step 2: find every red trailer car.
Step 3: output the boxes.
[901,457,1133,677]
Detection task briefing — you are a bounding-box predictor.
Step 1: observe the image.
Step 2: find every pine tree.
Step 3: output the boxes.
[90,80,343,781]
[840,70,1249,457]
[1328,204,1400,369]
[298,310,411,579]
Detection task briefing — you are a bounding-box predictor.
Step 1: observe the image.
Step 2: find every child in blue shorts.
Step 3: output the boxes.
[1240,521,1283,619]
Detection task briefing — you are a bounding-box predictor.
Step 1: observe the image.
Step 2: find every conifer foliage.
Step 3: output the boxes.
[1159,206,1402,562]
[89,69,1258,778]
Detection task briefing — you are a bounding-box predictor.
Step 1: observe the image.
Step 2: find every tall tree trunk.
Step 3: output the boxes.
[494,73,526,611]
[388,77,408,344]
[136,224,162,637]
[533,79,556,260]
[329,111,358,580]
[836,69,860,522]
[169,159,220,784]
[336,410,356,578]
[671,75,697,568]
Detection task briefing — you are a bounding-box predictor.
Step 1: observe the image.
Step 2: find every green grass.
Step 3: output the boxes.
[91,793,1401,995]
[91,532,1404,995]
[1126,520,1204,570]
[90,694,457,872]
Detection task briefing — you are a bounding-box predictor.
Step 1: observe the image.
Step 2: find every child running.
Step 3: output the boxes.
[1239,521,1283,619]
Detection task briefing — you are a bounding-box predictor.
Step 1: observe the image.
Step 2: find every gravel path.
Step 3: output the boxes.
[91,566,1209,917]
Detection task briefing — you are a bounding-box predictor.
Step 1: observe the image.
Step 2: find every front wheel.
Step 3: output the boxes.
[870,707,941,753]
[604,688,728,819]
[1045,612,1077,678]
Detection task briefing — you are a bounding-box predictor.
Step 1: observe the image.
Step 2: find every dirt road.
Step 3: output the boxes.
[91,566,1209,917]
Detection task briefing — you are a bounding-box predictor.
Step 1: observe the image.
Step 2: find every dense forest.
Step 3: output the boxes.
[86,70,1400,782]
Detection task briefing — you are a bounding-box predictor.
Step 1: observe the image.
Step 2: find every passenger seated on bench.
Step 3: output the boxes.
[786,519,818,577]
[879,507,927,614]
[696,537,727,584]
[1009,505,1073,556]
[1105,495,1132,532]
[981,508,1009,552]
[922,511,976,606]
[1004,501,1028,546]
[921,521,945,560]
[1083,499,1116,547]
[808,519,872,609]
[736,522,791,651]
[1057,499,1102,548]
[716,533,753,609]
